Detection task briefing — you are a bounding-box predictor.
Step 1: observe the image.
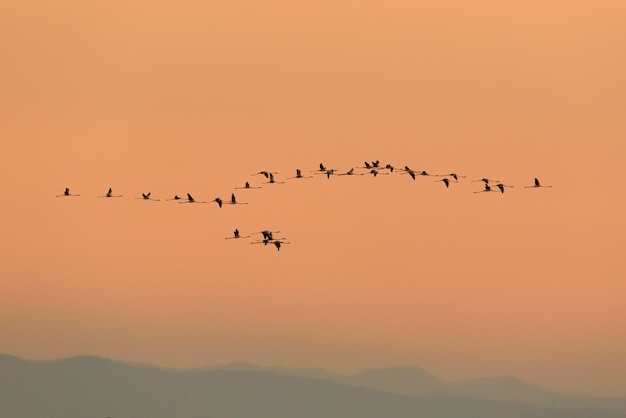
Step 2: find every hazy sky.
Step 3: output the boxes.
[1,0,625,397]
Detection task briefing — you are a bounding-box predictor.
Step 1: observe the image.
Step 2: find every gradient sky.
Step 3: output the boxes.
[1,0,625,397]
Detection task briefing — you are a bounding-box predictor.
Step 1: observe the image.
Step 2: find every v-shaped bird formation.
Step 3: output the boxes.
[57,160,553,251]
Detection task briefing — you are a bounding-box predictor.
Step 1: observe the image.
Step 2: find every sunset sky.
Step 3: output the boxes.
[1,0,625,397]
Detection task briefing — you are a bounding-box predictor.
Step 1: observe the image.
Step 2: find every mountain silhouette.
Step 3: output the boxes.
[1,354,625,418]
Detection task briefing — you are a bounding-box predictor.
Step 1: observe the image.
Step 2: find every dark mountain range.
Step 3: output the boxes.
[1,354,625,418]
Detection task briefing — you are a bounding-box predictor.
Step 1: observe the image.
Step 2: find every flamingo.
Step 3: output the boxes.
[494,183,515,193]
[251,171,278,178]
[227,193,248,205]
[264,173,285,184]
[474,183,497,193]
[179,193,207,203]
[384,164,395,173]
[368,169,389,177]
[434,178,457,188]
[525,178,552,188]
[165,195,183,201]
[235,181,261,190]
[225,229,251,239]
[135,192,160,201]
[440,173,465,181]
[400,166,417,180]
[99,187,122,198]
[473,178,499,184]
[56,187,79,197]
[287,169,313,179]
[338,168,363,176]
[271,240,290,251]
[212,197,223,208]
[252,230,281,241]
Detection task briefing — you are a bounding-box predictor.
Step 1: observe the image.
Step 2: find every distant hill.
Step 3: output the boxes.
[1,354,625,418]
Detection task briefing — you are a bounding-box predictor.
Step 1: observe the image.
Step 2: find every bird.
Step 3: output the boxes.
[227,193,248,205]
[473,178,499,184]
[251,171,278,178]
[337,168,363,176]
[474,183,496,193]
[271,240,290,251]
[400,166,417,180]
[525,178,552,188]
[56,187,79,197]
[494,183,515,193]
[179,193,207,203]
[440,173,465,181]
[99,187,122,198]
[368,169,389,177]
[252,230,281,241]
[264,173,285,184]
[312,163,327,172]
[434,178,457,188]
[225,229,250,239]
[235,181,261,189]
[165,195,183,201]
[417,170,436,176]
[287,169,312,179]
[212,197,223,208]
[384,164,395,173]
[135,192,160,201]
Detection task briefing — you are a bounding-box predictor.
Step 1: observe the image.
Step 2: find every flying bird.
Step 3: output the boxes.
[474,183,497,193]
[225,229,251,239]
[271,240,290,251]
[494,183,515,193]
[251,171,278,178]
[264,173,285,184]
[135,192,160,201]
[166,195,183,201]
[227,193,248,205]
[434,178,457,188]
[525,178,552,188]
[56,187,79,197]
[287,169,313,179]
[99,187,122,198]
[368,169,389,177]
[473,178,499,184]
[440,173,465,181]
[338,168,363,176]
[179,193,207,203]
[400,166,417,180]
[235,181,261,190]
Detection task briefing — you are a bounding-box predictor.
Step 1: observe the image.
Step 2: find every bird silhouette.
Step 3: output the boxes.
[235,181,261,190]
[440,173,465,181]
[56,187,79,197]
[525,178,552,188]
[473,178,499,184]
[227,193,248,205]
[434,178,457,188]
[287,169,313,179]
[99,187,122,198]
[179,193,207,203]
[264,173,285,184]
[251,171,278,178]
[135,192,160,201]
[494,183,515,193]
[474,183,497,193]
[225,229,251,239]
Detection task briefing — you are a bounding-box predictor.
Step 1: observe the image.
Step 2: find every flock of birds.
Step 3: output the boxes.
[56,161,552,251]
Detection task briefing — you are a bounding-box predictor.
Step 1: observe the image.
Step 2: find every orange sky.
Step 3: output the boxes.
[1,0,625,397]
